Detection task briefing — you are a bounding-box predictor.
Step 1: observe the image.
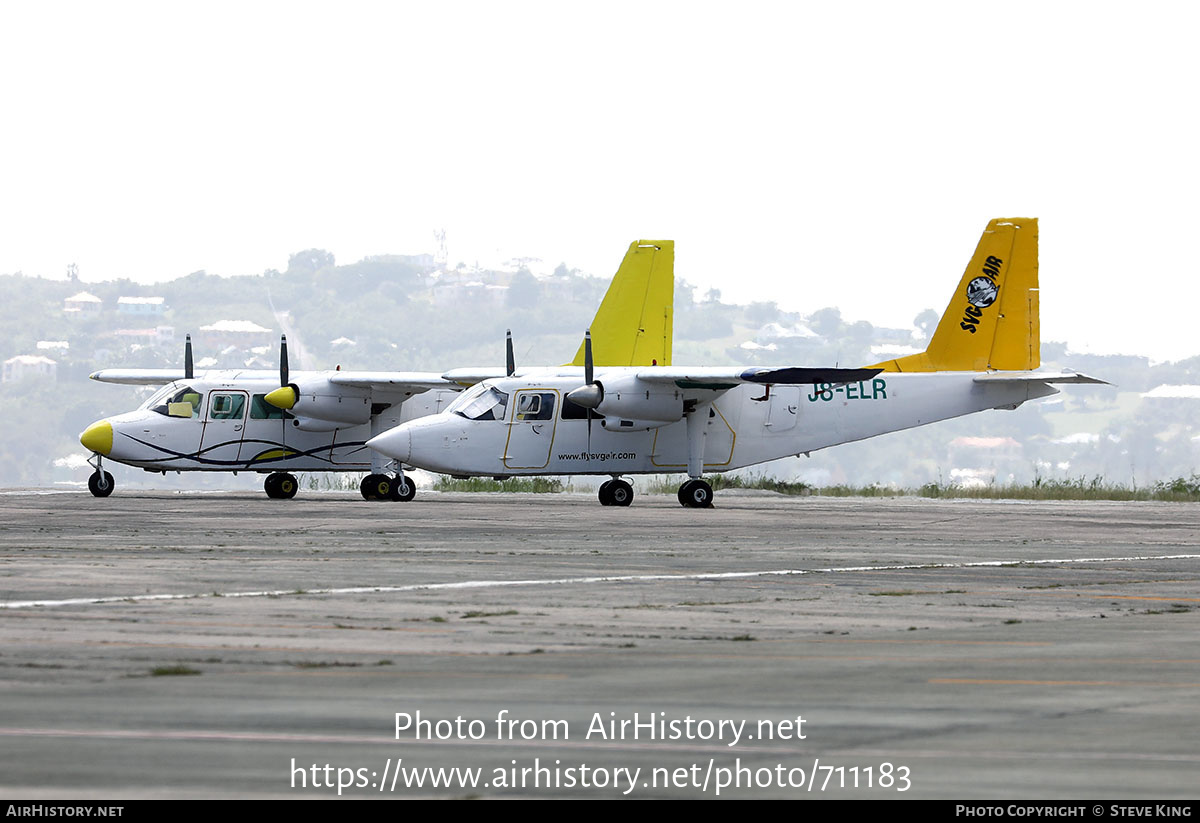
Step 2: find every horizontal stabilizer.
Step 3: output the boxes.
[633,366,883,386]
[741,367,883,385]
[972,371,1108,385]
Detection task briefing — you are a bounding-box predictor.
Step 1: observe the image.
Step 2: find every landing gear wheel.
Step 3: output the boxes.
[276,473,299,499]
[608,479,634,507]
[598,479,614,506]
[361,473,391,501]
[264,473,281,498]
[88,470,115,498]
[678,479,713,508]
[390,475,416,502]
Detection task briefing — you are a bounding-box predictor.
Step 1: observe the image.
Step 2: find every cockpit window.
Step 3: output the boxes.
[149,386,202,418]
[450,384,509,421]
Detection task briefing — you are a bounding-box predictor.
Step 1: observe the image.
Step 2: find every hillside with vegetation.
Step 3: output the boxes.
[3,249,1198,492]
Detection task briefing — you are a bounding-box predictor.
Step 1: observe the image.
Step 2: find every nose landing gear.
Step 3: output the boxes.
[86,454,115,498]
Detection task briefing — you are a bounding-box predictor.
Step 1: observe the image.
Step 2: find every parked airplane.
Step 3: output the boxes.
[366,219,1105,507]
[79,240,675,500]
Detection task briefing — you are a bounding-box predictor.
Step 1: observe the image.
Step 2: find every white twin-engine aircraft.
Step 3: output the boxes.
[78,240,676,500]
[367,219,1106,508]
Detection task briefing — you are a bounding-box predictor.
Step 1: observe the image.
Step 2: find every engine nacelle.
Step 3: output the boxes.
[267,380,372,426]
[593,375,683,423]
[599,417,673,432]
[290,416,343,432]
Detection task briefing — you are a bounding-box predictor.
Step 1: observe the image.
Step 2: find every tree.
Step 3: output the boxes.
[507,270,540,307]
[287,249,335,277]
[914,309,939,341]
[807,307,843,338]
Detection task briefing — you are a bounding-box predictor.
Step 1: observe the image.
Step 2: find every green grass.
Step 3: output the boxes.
[150,665,201,677]
[424,470,1200,502]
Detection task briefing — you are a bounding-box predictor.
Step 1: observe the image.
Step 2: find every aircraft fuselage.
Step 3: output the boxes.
[372,371,1059,478]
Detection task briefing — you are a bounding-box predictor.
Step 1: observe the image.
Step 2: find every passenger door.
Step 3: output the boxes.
[199,390,249,465]
[503,390,558,469]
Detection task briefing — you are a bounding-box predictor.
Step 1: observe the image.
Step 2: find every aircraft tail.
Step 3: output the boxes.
[570,240,674,367]
[870,218,1039,372]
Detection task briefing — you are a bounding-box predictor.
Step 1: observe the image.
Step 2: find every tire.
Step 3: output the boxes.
[88,471,114,498]
[609,479,633,507]
[392,477,416,502]
[361,473,390,501]
[264,473,282,499]
[679,479,713,508]
[598,479,614,506]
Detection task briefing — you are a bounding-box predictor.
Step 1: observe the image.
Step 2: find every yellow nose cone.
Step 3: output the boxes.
[264,386,298,410]
[80,420,113,455]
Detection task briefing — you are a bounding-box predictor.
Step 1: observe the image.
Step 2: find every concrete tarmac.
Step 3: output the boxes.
[1,489,1198,799]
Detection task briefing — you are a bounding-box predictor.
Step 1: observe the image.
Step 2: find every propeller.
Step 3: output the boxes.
[505,329,515,377]
[263,335,298,411]
[564,328,604,451]
[566,329,604,410]
[184,334,194,381]
[280,334,289,387]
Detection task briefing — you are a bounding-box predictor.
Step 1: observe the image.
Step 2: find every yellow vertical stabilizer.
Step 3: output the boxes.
[871,218,1040,372]
[570,240,674,367]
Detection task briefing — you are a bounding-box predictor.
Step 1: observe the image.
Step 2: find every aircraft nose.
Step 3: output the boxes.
[367,426,411,463]
[80,420,114,456]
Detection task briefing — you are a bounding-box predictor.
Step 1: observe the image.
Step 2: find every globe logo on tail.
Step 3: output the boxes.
[966,276,999,308]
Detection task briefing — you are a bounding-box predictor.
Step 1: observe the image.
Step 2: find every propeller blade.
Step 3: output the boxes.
[184,334,194,380]
[505,329,515,377]
[584,328,593,387]
[280,334,289,387]
[584,328,594,452]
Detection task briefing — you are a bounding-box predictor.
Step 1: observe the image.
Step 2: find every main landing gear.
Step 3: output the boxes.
[677,478,714,508]
[598,478,634,507]
[360,473,416,502]
[265,472,299,499]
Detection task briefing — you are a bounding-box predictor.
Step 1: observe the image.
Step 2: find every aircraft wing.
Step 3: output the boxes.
[632,366,883,387]
[89,369,196,385]
[440,367,510,386]
[328,371,455,392]
[972,371,1109,385]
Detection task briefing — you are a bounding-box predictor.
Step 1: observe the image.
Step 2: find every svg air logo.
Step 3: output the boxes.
[960,255,1003,334]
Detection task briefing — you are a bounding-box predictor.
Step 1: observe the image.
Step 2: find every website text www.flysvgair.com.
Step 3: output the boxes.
[288,710,911,796]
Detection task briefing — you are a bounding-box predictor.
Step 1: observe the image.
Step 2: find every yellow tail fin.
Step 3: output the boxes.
[871,218,1039,372]
[570,240,674,367]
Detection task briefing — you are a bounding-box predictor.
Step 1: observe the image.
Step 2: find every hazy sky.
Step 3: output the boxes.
[3,1,1197,361]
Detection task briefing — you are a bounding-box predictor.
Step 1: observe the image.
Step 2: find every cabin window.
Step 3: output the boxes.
[209,392,246,421]
[561,397,603,421]
[250,394,292,420]
[516,391,555,421]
